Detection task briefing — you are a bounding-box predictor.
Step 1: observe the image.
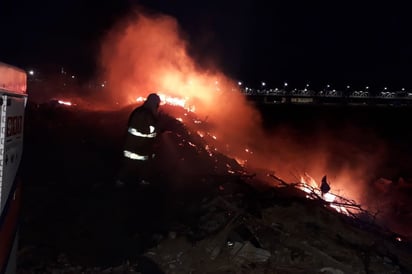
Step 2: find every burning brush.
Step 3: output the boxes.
[152,98,250,181]
[269,172,373,219]
[145,94,368,218]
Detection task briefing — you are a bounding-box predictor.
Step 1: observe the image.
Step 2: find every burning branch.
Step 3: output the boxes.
[266,173,407,241]
[269,173,376,220]
[268,174,289,187]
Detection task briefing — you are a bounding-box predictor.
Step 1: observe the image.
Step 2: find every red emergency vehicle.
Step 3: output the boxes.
[0,62,27,274]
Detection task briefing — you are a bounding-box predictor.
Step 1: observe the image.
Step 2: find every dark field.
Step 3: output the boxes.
[17,101,412,270]
[257,103,412,180]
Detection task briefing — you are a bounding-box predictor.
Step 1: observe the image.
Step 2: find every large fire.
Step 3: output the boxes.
[96,7,375,195]
[138,93,363,217]
[97,9,266,167]
[89,7,411,237]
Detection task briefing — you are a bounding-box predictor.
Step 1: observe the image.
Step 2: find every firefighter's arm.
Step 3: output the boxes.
[157,111,178,134]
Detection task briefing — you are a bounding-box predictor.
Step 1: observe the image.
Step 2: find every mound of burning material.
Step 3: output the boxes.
[150,103,250,189]
[18,101,412,273]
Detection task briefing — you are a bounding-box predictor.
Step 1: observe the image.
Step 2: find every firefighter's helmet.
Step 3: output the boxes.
[144,93,161,112]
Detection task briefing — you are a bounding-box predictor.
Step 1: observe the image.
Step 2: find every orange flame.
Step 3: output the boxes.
[95,7,393,229]
[97,9,384,192]
[98,9,264,163]
[300,173,351,215]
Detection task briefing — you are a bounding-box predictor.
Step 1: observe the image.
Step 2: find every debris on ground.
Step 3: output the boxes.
[17,103,412,273]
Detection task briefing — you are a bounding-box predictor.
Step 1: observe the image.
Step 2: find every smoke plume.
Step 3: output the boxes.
[97,8,264,163]
[95,7,410,236]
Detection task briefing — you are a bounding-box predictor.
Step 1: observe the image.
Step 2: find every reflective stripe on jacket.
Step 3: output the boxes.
[128,126,157,138]
[123,150,149,161]
[123,106,158,160]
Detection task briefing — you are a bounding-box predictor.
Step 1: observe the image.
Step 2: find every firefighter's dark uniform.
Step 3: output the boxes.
[116,94,168,240]
[117,94,160,186]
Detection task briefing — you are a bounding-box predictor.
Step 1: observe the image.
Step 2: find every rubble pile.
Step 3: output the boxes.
[18,103,412,273]
[142,177,412,274]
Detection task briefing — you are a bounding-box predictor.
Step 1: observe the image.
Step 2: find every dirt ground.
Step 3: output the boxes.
[16,103,412,273]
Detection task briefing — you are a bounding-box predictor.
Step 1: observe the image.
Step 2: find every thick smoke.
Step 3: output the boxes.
[95,8,409,236]
[261,121,388,204]
[96,8,386,200]
[97,9,264,162]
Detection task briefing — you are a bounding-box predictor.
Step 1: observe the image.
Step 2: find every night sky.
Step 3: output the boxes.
[1,0,412,89]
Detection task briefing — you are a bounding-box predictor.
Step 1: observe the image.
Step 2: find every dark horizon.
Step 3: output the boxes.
[1,1,412,89]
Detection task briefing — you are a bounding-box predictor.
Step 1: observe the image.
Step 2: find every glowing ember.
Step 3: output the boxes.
[244,148,253,154]
[234,157,247,167]
[188,142,196,147]
[204,145,213,157]
[226,164,236,174]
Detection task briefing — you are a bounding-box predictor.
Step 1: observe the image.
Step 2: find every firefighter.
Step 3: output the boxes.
[115,93,172,244]
[116,93,161,187]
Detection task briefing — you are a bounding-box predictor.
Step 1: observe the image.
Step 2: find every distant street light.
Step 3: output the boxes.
[28,70,34,76]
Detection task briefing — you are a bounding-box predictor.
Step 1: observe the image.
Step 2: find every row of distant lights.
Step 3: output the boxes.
[28,69,76,79]
[26,69,406,92]
[27,69,108,88]
[237,81,407,92]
